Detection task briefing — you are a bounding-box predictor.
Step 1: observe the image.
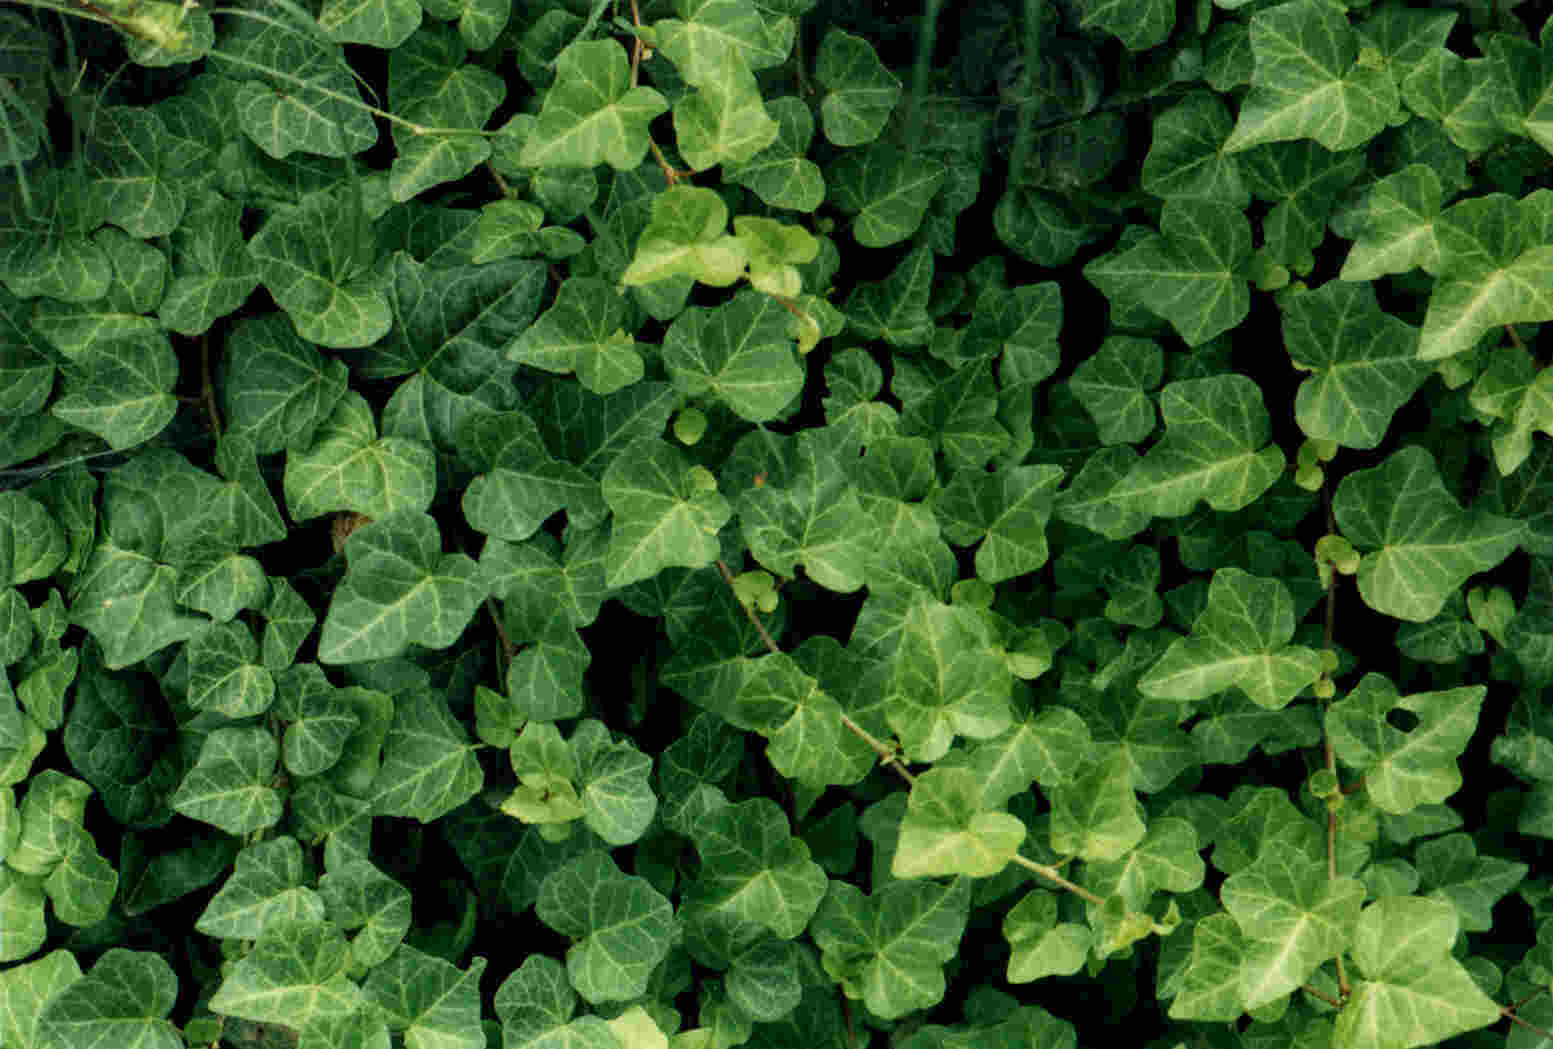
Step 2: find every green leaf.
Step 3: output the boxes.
[1002,890,1092,983]
[188,620,276,719]
[1335,896,1502,1049]
[680,796,828,952]
[160,190,261,335]
[1223,0,1399,153]
[738,430,871,593]
[318,0,420,48]
[316,510,485,664]
[285,391,436,523]
[1413,832,1526,933]
[361,943,487,1049]
[1048,751,1146,862]
[208,918,364,1029]
[171,725,285,835]
[892,766,1026,879]
[602,438,732,588]
[1140,568,1322,709]
[1284,280,1432,449]
[386,26,504,202]
[367,688,482,822]
[1084,200,1252,346]
[36,949,181,1049]
[930,464,1063,584]
[662,290,803,422]
[508,276,644,395]
[1220,849,1364,1009]
[815,29,901,146]
[518,40,669,169]
[535,851,676,1004]
[809,876,971,1020]
[571,719,656,846]
[673,43,779,170]
[828,144,946,248]
[1069,336,1163,446]
[725,651,876,788]
[1332,446,1523,621]
[886,597,1013,762]
[1112,374,1285,519]
[724,96,826,211]
[70,540,204,670]
[318,857,412,966]
[50,332,179,451]
[249,189,392,348]
[0,492,66,586]
[1326,673,1484,815]
[0,950,83,1049]
[196,836,326,942]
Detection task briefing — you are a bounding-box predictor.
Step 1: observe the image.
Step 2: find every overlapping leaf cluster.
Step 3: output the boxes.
[2,1,1553,1049]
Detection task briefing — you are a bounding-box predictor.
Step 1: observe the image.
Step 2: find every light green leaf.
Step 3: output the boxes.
[536,851,676,1004]
[724,96,825,211]
[930,464,1063,584]
[1048,751,1146,862]
[0,949,84,1049]
[1337,164,1443,281]
[196,836,327,942]
[621,185,747,288]
[887,597,1013,762]
[892,767,1026,879]
[366,689,482,822]
[1332,446,1523,621]
[70,540,204,670]
[673,43,778,170]
[570,719,656,846]
[738,430,871,593]
[507,276,644,395]
[1284,280,1431,449]
[1221,850,1364,1009]
[1335,896,1502,1049]
[317,858,412,967]
[249,189,392,348]
[1002,890,1092,984]
[318,0,419,48]
[208,918,364,1029]
[1327,673,1484,815]
[362,944,487,1049]
[316,510,485,664]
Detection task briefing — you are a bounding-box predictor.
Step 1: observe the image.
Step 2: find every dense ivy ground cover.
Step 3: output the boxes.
[4,0,1553,1047]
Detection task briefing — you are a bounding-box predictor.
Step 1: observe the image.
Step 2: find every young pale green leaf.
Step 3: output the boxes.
[809,876,971,1020]
[892,766,1026,879]
[673,43,779,171]
[1002,889,1092,983]
[536,850,676,1004]
[1326,673,1484,815]
[1332,446,1523,621]
[1335,896,1502,1049]
[1140,568,1322,708]
[518,40,669,169]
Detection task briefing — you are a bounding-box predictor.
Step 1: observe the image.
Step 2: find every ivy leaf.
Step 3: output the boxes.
[318,0,420,49]
[930,464,1063,584]
[892,766,1026,879]
[223,313,350,454]
[680,796,828,954]
[70,540,204,670]
[1413,832,1526,933]
[249,189,392,348]
[1283,280,1432,450]
[828,144,946,249]
[1084,200,1252,347]
[171,725,285,836]
[1002,890,1092,984]
[673,43,779,170]
[188,621,275,719]
[1335,896,1502,1049]
[570,720,656,846]
[208,918,364,1029]
[36,949,181,1049]
[726,652,876,789]
[317,510,486,665]
[0,950,84,1049]
[1220,849,1364,1010]
[536,851,676,1004]
[518,40,669,169]
[1222,0,1399,153]
[508,276,644,396]
[1140,568,1322,709]
[386,26,504,202]
[1336,164,1443,281]
[1112,375,1285,518]
[361,944,487,1049]
[1326,673,1484,815]
[724,97,826,211]
[1069,336,1163,446]
[159,190,260,335]
[196,836,326,943]
[815,29,901,146]
[285,391,436,523]
[318,858,412,967]
[809,876,971,1020]
[50,332,178,451]
[886,597,1013,763]
[1048,751,1146,862]
[367,688,482,823]
[663,290,803,422]
[602,438,732,588]
[1332,446,1523,622]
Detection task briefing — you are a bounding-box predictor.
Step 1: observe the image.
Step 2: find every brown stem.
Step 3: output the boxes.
[1319,485,1349,999]
[1302,983,1342,1008]
[200,332,222,436]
